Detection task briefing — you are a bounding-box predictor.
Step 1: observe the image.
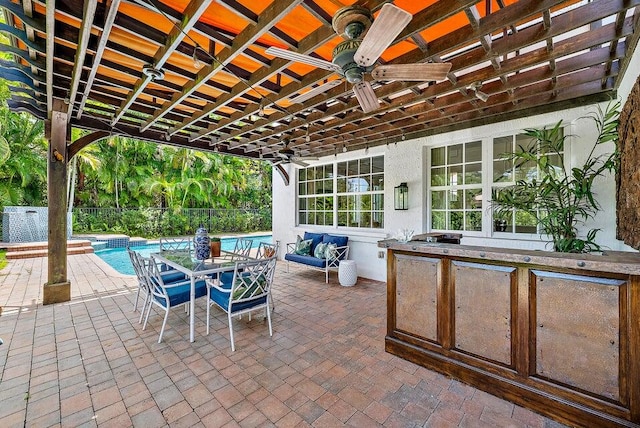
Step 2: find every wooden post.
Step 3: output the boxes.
[43,99,70,304]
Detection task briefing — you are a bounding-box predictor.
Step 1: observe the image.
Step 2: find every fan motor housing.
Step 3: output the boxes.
[333,40,366,83]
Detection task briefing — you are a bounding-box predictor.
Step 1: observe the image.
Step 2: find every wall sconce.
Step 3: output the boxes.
[394,182,408,210]
[52,148,64,162]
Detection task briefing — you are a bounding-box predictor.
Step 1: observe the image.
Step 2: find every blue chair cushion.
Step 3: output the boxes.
[155,279,208,307]
[284,253,327,268]
[209,287,267,312]
[219,271,234,286]
[160,270,187,283]
[322,234,348,259]
[219,270,252,287]
[303,232,325,256]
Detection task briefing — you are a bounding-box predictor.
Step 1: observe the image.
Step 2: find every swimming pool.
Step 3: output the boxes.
[95,235,273,275]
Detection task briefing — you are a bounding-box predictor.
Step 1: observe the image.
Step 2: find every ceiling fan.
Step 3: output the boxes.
[467,81,489,102]
[274,138,319,167]
[266,4,452,113]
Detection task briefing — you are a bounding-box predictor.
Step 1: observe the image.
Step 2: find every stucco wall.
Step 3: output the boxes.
[273,47,640,283]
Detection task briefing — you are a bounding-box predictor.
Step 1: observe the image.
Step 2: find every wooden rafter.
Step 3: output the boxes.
[140,0,304,132]
[66,0,97,118]
[0,0,637,163]
[111,0,212,126]
[75,0,121,119]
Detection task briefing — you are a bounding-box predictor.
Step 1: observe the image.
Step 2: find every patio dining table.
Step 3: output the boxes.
[152,250,248,342]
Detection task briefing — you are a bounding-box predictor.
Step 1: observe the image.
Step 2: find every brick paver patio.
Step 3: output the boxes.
[0,253,566,427]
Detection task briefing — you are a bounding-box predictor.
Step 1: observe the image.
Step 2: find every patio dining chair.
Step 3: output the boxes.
[128,249,187,323]
[128,248,148,316]
[255,241,279,310]
[256,241,279,259]
[159,237,193,252]
[142,254,208,343]
[218,237,260,284]
[206,257,276,351]
[221,237,252,261]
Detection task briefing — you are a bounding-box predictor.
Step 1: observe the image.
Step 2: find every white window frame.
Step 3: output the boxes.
[296,155,385,230]
[427,140,484,235]
[425,124,572,239]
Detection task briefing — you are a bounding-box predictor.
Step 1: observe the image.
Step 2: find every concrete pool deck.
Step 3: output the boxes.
[0,253,564,427]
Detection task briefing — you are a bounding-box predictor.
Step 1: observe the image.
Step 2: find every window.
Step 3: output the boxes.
[427,130,566,236]
[430,141,482,232]
[298,165,334,226]
[297,155,384,229]
[492,132,564,233]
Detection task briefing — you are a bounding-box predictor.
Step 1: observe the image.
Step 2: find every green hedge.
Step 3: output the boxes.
[73,208,272,237]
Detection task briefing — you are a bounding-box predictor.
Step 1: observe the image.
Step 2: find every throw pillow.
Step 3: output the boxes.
[313,242,328,258]
[232,275,266,300]
[325,243,338,260]
[294,235,312,255]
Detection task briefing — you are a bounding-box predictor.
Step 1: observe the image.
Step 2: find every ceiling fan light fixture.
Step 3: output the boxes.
[142,64,164,81]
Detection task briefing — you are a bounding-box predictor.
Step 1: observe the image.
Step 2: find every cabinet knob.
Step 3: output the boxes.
[523,256,531,262]
[577,261,586,267]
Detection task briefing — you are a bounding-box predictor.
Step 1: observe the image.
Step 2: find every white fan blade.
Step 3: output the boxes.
[371,63,452,82]
[296,156,319,161]
[292,159,309,167]
[289,80,342,104]
[265,47,341,72]
[354,4,412,67]
[353,81,379,113]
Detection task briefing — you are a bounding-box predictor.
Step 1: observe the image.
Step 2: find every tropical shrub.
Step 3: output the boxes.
[491,101,620,253]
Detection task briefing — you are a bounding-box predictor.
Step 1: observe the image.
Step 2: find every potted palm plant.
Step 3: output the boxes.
[491,101,620,253]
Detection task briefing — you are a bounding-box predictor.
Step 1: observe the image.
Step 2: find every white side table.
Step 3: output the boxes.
[338,260,357,286]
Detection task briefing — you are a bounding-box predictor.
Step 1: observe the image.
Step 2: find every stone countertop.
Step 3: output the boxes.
[378,239,640,276]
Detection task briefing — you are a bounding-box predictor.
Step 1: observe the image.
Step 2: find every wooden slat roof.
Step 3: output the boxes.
[1,0,639,163]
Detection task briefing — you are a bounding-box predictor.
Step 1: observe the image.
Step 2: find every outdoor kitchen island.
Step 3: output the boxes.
[379,239,640,428]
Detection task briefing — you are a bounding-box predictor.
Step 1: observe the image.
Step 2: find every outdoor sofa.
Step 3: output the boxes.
[284,232,349,283]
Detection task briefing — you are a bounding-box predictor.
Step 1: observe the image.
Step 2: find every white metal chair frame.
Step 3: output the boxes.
[255,241,279,310]
[128,248,149,322]
[142,254,206,343]
[256,241,279,259]
[219,237,253,262]
[159,237,193,252]
[206,258,276,351]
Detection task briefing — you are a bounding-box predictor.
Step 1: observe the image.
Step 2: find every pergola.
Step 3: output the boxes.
[0,0,639,303]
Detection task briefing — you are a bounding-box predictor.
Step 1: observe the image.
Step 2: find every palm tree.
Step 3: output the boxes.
[0,107,47,206]
[67,143,101,212]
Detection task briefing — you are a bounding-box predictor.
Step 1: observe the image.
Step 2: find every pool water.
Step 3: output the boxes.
[96,235,273,275]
